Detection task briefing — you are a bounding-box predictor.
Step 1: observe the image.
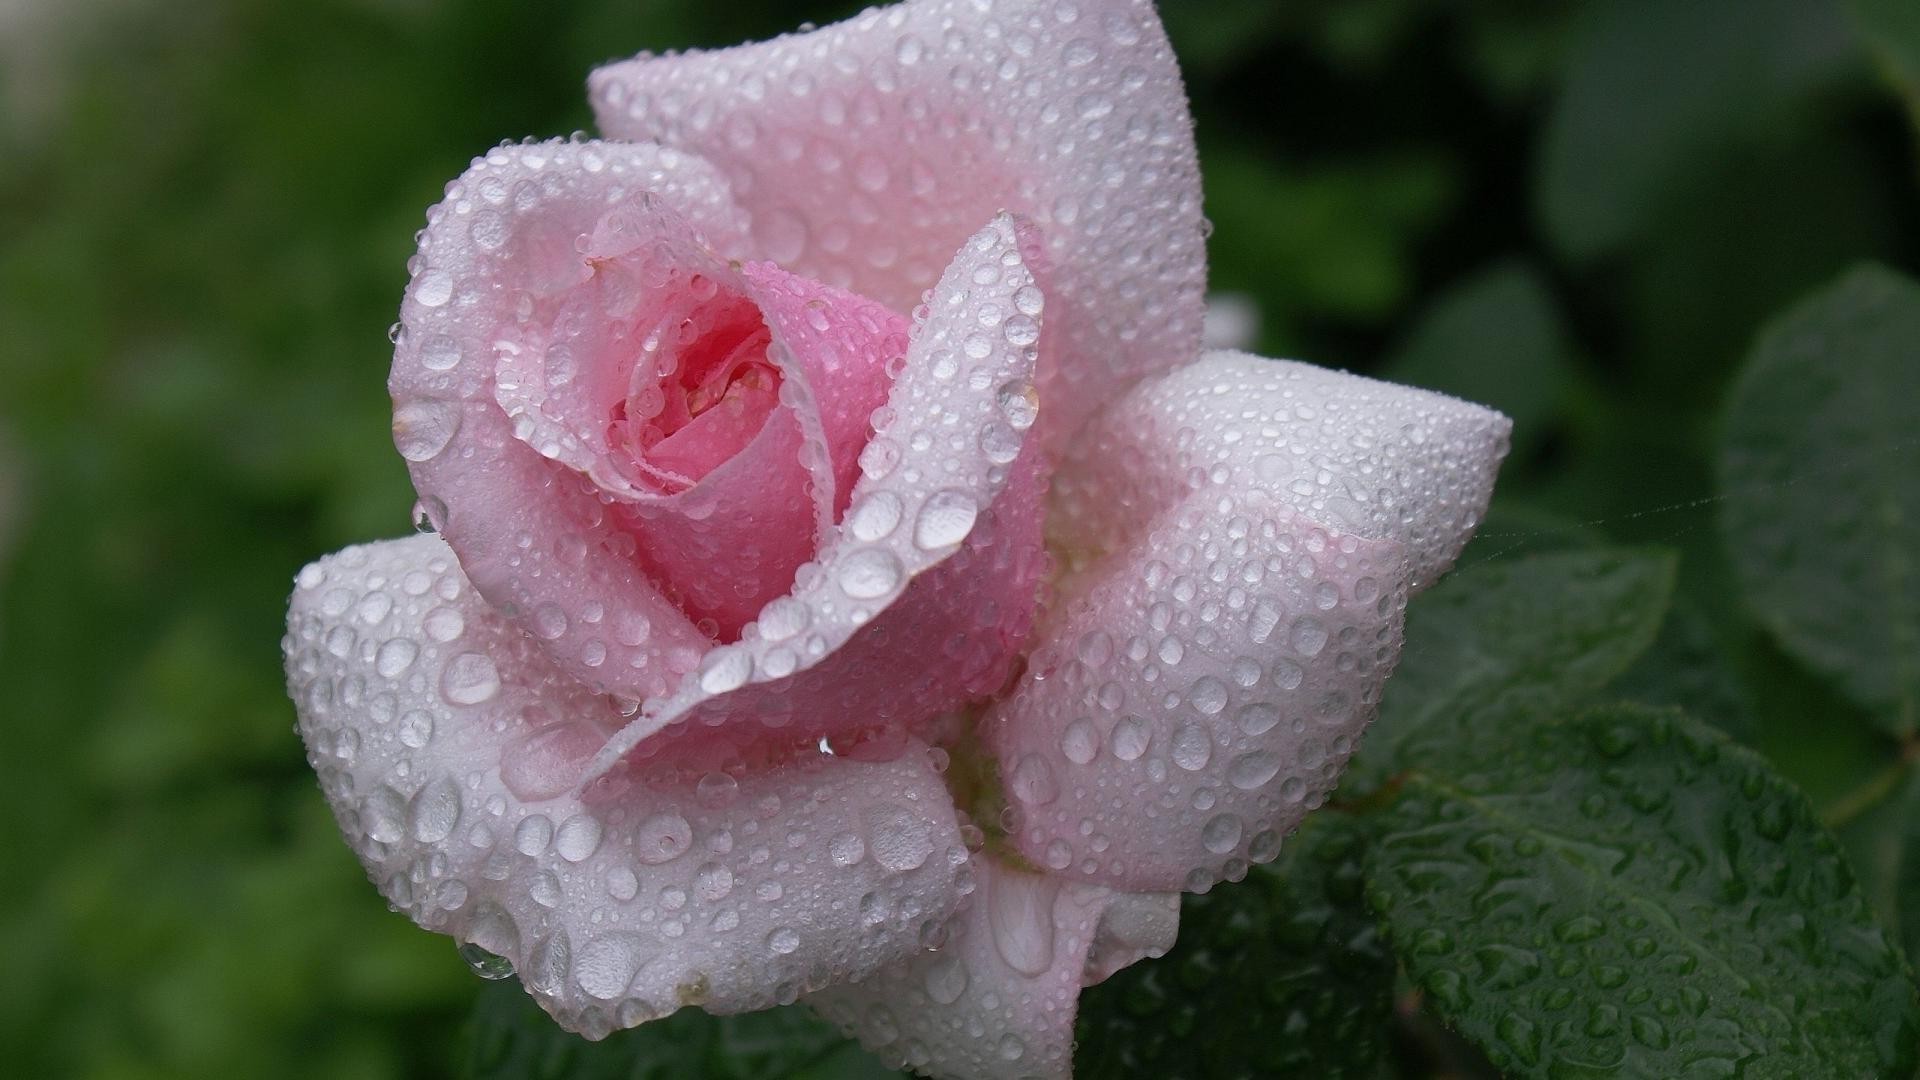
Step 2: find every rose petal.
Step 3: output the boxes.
[806,856,1177,1080]
[585,215,1049,776]
[986,353,1511,891]
[589,0,1207,443]
[1051,351,1515,594]
[284,534,969,1036]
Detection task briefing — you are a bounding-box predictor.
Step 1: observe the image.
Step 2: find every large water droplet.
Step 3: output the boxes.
[847,490,904,542]
[458,942,516,980]
[440,652,500,705]
[575,932,646,1000]
[865,804,934,872]
[555,813,603,862]
[1060,718,1099,765]
[1171,722,1212,771]
[394,400,463,461]
[408,776,462,843]
[913,489,979,549]
[634,812,693,864]
[838,548,903,599]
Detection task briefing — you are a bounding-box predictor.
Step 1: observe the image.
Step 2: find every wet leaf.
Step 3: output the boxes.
[463,981,899,1080]
[1076,813,1394,1079]
[1368,704,1919,1079]
[1720,264,1920,736]
[1363,548,1677,765]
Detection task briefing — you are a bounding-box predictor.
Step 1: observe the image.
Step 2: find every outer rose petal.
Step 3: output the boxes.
[806,856,1178,1080]
[1051,351,1515,594]
[589,0,1206,443]
[586,215,1049,777]
[393,139,748,697]
[986,353,1511,891]
[284,535,969,1037]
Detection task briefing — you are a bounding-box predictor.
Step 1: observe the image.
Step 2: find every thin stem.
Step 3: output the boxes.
[1821,737,1920,829]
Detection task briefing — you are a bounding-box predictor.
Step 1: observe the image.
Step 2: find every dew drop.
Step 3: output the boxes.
[912,489,979,549]
[440,652,500,705]
[634,812,693,864]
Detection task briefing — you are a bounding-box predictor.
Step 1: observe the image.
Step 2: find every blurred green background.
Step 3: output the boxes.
[2,0,1916,1076]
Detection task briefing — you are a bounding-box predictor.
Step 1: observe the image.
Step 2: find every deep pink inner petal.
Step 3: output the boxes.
[605,294,780,491]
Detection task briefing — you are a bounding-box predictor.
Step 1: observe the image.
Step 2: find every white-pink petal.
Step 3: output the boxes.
[987,353,1510,892]
[806,855,1178,1080]
[589,0,1207,444]
[284,535,969,1037]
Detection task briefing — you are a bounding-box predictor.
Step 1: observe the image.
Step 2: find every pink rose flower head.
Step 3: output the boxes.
[283,2,1512,1078]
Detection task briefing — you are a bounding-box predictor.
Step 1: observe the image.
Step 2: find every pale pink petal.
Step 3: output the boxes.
[589,0,1207,443]
[585,215,1050,777]
[1050,351,1514,594]
[393,139,747,696]
[806,856,1177,1080]
[986,353,1511,892]
[284,535,969,1037]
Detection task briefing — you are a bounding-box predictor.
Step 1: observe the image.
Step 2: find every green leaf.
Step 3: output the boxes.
[1366,703,1919,1079]
[1611,598,1756,741]
[1380,260,1579,456]
[1075,812,1394,1079]
[463,981,899,1080]
[1719,264,1920,736]
[1849,0,1920,130]
[1897,775,1920,970]
[1537,0,1861,261]
[1363,548,1677,763]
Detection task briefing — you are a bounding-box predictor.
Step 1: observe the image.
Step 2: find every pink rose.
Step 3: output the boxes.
[283,1,1511,1077]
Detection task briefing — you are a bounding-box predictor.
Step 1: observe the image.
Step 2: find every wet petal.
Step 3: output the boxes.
[589,0,1207,443]
[1051,351,1514,594]
[284,535,969,1037]
[986,353,1511,891]
[587,215,1049,776]
[807,856,1177,1080]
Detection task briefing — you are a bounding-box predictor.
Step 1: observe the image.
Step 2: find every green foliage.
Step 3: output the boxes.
[464,983,898,1080]
[1361,548,1677,768]
[1536,0,1863,263]
[1368,704,1919,1079]
[1719,265,1920,737]
[1075,813,1395,1079]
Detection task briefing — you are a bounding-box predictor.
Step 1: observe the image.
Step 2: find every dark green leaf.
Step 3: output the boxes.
[1363,548,1676,762]
[1897,775,1920,970]
[463,981,899,1080]
[1380,260,1578,455]
[1367,703,1919,1079]
[1719,264,1920,736]
[1537,0,1861,261]
[1075,813,1394,1079]
[1612,598,1755,741]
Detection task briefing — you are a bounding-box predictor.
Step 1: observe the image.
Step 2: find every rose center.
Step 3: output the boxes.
[605,284,783,494]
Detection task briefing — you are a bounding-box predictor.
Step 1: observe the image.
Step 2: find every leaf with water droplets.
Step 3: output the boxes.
[1359,547,1676,777]
[1366,703,1919,1079]
[1074,813,1394,1079]
[1719,264,1920,737]
[463,980,903,1080]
